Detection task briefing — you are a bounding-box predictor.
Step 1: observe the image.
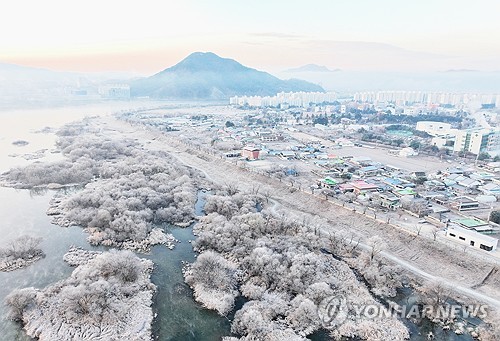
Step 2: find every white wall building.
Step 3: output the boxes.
[353,91,500,107]
[230,92,337,108]
[453,129,500,155]
[445,226,498,251]
[416,121,452,136]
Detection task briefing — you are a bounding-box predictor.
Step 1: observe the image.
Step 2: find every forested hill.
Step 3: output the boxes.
[130,52,324,99]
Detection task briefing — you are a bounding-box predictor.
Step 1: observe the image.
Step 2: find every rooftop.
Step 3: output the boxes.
[454,218,488,228]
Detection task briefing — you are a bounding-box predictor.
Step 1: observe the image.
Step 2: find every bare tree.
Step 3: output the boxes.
[412,224,423,239]
[224,183,240,196]
[262,187,272,204]
[418,280,452,314]
[1,235,43,260]
[431,227,438,241]
[4,287,37,321]
[367,235,386,261]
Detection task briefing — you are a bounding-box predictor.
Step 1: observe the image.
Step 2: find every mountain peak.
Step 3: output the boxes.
[165,51,249,73]
[131,52,324,99]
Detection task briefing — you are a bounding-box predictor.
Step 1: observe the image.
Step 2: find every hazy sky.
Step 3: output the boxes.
[1,0,499,74]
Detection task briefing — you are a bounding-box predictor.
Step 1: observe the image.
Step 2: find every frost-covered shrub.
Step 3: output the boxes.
[4,287,37,321]
[18,124,201,247]
[5,249,155,340]
[188,190,409,339]
[185,251,238,315]
[0,235,43,261]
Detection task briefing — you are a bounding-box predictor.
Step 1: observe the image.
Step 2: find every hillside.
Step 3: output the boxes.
[131,52,324,99]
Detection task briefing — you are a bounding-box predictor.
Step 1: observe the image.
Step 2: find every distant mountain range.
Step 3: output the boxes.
[284,64,340,73]
[130,52,324,99]
[275,68,500,94]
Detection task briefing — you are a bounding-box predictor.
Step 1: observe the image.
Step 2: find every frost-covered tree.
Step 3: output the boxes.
[0,235,43,260]
[5,249,155,340]
[4,287,37,321]
[187,189,407,339]
[185,250,238,315]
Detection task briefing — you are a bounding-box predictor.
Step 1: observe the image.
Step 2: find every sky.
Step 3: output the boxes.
[1,0,500,74]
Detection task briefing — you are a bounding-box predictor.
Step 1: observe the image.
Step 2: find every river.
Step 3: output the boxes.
[146,190,231,340]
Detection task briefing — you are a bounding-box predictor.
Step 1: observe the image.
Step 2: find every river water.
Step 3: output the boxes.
[0,102,481,340]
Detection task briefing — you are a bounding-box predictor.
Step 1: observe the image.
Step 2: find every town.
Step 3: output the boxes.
[121,91,500,257]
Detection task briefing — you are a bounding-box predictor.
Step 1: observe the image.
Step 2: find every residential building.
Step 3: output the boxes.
[415,121,452,136]
[454,218,491,232]
[449,196,480,211]
[224,151,241,158]
[256,130,282,142]
[379,194,400,210]
[351,180,380,194]
[242,146,260,160]
[453,129,500,155]
[319,177,337,189]
[230,91,337,108]
[479,182,500,196]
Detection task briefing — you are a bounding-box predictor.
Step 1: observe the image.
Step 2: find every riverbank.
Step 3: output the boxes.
[106,110,500,339]
[109,112,500,305]
[0,254,44,272]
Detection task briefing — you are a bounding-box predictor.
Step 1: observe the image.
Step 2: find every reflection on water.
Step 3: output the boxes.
[146,227,231,340]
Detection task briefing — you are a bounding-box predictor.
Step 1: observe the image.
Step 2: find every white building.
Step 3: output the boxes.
[416,121,452,136]
[453,129,500,155]
[353,91,500,106]
[445,226,498,251]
